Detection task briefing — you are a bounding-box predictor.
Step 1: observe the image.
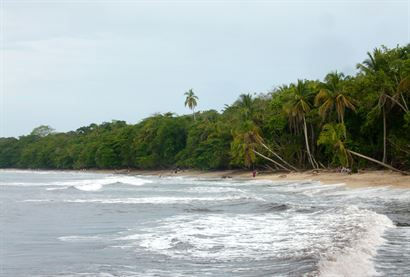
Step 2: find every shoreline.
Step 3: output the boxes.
[121,169,410,189]
[2,168,409,189]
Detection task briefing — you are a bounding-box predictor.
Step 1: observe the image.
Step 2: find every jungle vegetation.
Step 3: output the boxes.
[1,45,409,172]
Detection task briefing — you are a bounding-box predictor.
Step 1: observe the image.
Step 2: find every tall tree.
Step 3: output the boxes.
[357,47,393,163]
[184,89,199,120]
[315,72,356,126]
[234,93,255,121]
[30,125,55,137]
[284,80,318,169]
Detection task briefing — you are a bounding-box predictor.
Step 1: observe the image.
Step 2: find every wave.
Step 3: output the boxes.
[184,207,222,213]
[116,213,307,260]
[5,175,153,191]
[186,186,244,193]
[0,181,49,187]
[318,207,394,277]
[272,182,346,194]
[321,185,410,200]
[60,176,153,191]
[64,195,260,204]
[22,199,51,202]
[46,187,71,191]
[113,205,395,272]
[22,195,262,204]
[0,169,82,175]
[58,235,104,242]
[255,203,289,212]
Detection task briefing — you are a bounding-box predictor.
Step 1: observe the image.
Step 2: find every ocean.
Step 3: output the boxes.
[0,169,409,276]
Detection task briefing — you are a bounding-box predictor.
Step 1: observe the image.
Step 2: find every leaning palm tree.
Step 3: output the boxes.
[184,89,198,120]
[315,71,356,126]
[231,121,292,171]
[284,80,318,169]
[318,123,408,175]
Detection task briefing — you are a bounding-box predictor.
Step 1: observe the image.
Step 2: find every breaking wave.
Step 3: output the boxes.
[318,208,394,277]
[115,205,393,277]
[4,175,153,191]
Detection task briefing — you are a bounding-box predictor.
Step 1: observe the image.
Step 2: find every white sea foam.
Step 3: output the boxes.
[319,185,410,201]
[116,205,390,268]
[273,182,345,193]
[57,272,117,277]
[22,199,51,202]
[318,208,394,277]
[58,235,104,242]
[64,195,260,204]
[46,187,71,191]
[0,181,51,187]
[0,169,84,175]
[59,176,153,191]
[186,186,244,193]
[1,174,152,191]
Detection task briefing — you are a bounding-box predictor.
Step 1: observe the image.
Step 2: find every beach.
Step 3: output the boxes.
[121,169,410,189]
[8,168,409,189]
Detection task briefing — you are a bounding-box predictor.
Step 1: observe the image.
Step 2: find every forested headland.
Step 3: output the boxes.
[1,45,409,173]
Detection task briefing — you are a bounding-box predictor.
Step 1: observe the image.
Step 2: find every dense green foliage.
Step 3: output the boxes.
[1,45,409,171]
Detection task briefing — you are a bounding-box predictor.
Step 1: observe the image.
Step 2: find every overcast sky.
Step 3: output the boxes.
[1,0,409,137]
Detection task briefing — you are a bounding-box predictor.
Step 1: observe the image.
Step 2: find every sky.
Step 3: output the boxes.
[1,0,409,137]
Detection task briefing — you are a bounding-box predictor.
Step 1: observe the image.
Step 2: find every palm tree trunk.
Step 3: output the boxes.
[401,94,409,111]
[340,116,347,137]
[382,107,387,163]
[310,126,320,169]
[303,116,317,169]
[192,108,196,121]
[384,94,408,112]
[253,150,291,172]
[310,124,315,156]
[257,140,298,171]
[347,150,408,175]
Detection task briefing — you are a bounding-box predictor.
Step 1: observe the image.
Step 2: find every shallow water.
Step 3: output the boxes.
[1,170,409,276]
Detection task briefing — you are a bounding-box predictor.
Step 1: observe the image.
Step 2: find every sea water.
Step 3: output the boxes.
[0,169,409,276]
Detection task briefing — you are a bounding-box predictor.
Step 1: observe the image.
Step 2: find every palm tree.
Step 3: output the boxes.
[284,80,318,169]
[357,47,392,163]
[233,93,255,121]
[184,89,198,120]
[315,72,356,126]
[356,48,388,74]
